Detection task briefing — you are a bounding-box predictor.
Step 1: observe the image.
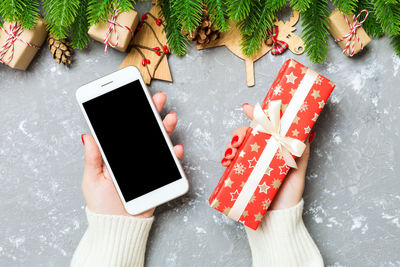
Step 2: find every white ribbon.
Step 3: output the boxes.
[250,101,306,168]
[227,67,318,222]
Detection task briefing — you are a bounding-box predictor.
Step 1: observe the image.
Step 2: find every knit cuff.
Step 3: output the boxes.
[71,208,154,267]
[245,199,323,267]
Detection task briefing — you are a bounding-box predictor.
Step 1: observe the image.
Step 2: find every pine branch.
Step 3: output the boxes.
[373,0,400,36]
[173,0,203,34]
[240,0,276,56]
[333,0,359,14]
[301,0,330,63]
[87,0,114,25]
[159,0,189,56]
[227,0,252,21]
[355,0,384,38]
[290,0,312,12]
[391,34,400,54]
[44,0,80,38]
[0,0,40,29]
[70,0,90,49]
[205,0,230,32]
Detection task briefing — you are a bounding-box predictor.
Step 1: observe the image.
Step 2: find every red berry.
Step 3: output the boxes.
[155,51,161,56]
[156,19,162,26]
[153,46,160,51]
[136,25,141,31]
[141,14,147,21]
[142,59,146,66]
[145,59,150,64]
[163,45,169,54]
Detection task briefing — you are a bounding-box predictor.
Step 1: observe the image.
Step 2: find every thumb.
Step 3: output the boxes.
[83,134,103,175]
[242,104,254,120]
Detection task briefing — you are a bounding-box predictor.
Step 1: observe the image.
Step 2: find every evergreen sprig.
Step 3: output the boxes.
[355,0,384,38]
[159,0,189,56]
[173,0,203,34]
[227,0,252,21]
[333,0,359,14]
[373,0,400,36]
[301,0,330,63]
[205,0,230,31]
[391,34,400,54]
[70,0,90,49]
[0,0,40,29]
[43,0,80,38]
[290,0,312,12]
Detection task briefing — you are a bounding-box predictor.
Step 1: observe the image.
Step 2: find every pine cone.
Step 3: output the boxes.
[48,34,72,66]
[181,8,220,45]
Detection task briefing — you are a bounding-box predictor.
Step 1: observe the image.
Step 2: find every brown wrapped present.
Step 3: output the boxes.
[0,19,47,70]
[328,9,371,57]
[88,9,139,52]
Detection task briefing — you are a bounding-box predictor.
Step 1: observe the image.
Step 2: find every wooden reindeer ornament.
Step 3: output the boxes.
[196,11,304,87]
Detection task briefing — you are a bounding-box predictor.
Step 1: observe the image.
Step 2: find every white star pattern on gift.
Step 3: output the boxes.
[318,100,325,109]
[265,167,273,176]
[279,164,290,175]
[251,128,259,136]
[248,157,258,168]
[233,163,246,175]
[273,85,283,96]
[315,75,323,85]
[304,126,311,134]
[311,90,320,99]
[239,150,246,158]
[300,101,308,112]
[258,182,270,194]
[230,189,240,201]
[285,72,297,84]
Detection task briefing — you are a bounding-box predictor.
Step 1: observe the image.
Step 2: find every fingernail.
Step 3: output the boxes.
[309,132,316,143]
[221,158,229,165]
[170,111,176,115]
[224,148,233,157]
[231,135,239,145]
[81,134,85,145]
[242,103,249,108]
[179,144,184,149]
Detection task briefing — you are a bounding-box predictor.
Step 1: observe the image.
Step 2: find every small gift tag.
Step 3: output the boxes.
[328,9,371,57]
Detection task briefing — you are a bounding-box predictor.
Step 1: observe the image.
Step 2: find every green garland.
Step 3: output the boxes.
[0,0,399,63]
[159,0,400,63]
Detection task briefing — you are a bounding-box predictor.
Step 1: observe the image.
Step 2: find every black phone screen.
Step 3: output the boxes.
[83,80,182,202]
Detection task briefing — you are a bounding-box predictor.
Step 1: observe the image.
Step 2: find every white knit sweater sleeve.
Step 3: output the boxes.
[245,199,324,267]
[71,208,154,267]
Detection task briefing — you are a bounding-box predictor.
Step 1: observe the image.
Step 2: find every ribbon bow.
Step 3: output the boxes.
[335,9,369,57]
[104,7,133,52]
[0,22,39,64]
[250,101,306,168]
[267,26,288,55]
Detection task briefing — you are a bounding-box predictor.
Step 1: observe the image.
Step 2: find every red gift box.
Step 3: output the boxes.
[209,59,335,230]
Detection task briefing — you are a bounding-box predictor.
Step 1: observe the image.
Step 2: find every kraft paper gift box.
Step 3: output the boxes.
[328,9,371,57]
[88,9,139,52]
[209,59,335,230]
[0,19,47,70]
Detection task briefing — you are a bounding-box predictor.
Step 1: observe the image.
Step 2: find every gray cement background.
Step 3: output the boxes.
[1,2,400,266]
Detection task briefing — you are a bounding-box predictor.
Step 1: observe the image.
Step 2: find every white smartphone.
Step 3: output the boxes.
[76,66,189,215]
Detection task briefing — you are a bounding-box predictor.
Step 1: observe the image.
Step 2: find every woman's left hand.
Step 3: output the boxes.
[80,91,184,218]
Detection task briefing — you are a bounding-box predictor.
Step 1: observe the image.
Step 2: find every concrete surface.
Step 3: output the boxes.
[1,2,400,266]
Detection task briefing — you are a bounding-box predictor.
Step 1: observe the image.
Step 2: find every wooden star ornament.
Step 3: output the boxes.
[119,5,172,84]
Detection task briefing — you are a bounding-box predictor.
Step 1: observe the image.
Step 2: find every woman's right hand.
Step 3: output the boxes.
[220,103,315,210]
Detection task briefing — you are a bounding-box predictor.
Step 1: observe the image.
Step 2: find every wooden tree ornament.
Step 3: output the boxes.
[119,6,172,84]
[197,11,304,87]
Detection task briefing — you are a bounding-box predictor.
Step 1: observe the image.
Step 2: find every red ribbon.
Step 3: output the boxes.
[0,22,40,64]
[104,8,133,52]
[335,9,369,57]
[268,26,288,55]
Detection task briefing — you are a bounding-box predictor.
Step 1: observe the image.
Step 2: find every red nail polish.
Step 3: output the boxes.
[81,134,85,145]
[224,148,233,157]
[221,158,229,165]
[242,103,249,108]
[231,135,239,145]
[309,131,316,143]
[179,144,184,149]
